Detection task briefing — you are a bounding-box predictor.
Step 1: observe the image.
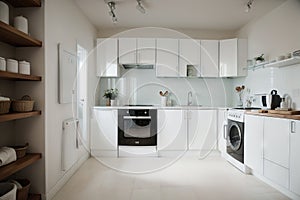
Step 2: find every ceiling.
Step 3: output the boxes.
[74,0,287,32]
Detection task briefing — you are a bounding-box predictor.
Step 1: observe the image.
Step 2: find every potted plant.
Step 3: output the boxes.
[235,85,245,107]
[103,88,118,106]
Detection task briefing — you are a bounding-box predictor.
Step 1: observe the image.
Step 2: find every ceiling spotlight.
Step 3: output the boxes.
[136,0,146,14]
[106,1,118,23]
[245,0,254,12]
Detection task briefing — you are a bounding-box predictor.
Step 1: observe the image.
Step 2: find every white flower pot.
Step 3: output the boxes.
[110,99,117,106]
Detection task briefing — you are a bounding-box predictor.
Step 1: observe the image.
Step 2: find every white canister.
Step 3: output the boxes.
[0,57,6,71]
[6,59,18,73]
[161,96,167,107]
[0,1,9,24]
[14,16,28,34]
[18,61,30,75]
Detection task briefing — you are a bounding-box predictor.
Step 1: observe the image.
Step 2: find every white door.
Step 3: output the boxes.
[156,38,179,77]
[290,120,300,196]
[97,38,119,77]
[188,110,217,151]
[157,110,187,151]
[137,38,155,64]
[200,40,219,77]
[179,39,200,77]
[244,115,264,174]
[77,44,88,147]
[119,38,137,64]
[219,38,237,77]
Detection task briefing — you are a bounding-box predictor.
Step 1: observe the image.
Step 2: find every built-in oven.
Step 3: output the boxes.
[118,109,157,147]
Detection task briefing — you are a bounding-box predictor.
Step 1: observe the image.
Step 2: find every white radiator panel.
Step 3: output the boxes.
[62,118,78,171]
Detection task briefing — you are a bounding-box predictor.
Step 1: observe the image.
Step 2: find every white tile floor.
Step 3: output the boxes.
[52,154,290,200]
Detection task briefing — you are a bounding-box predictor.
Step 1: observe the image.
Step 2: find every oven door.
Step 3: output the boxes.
[118,110,157,146]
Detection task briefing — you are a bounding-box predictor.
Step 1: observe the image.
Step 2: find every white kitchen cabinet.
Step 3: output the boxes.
[200,40,219,77]
[179,39,200,77]
[217,109,227,156]
[219,38,247,77]
[263,117,290,188]
[137,38,156,64]
[244,115,264,174]
[290,120,300,196]
[119,38,136,64]
[91,109,118,150]
[97,38,120,77]
[157,110,187,151]
[156,38,179,77]
[188,110,217,150]
[119,38,156,65]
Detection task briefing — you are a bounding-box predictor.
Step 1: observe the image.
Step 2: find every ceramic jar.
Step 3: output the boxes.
[14,16,28,34]
[0,57,6,71]
[7,59,18,73]
[18,61,30,75]
[0,1,9,24]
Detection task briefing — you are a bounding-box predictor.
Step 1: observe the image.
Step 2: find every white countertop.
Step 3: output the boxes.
[93,106,229,110]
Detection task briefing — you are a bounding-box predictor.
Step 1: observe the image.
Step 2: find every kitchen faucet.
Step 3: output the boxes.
[188,91,193,106]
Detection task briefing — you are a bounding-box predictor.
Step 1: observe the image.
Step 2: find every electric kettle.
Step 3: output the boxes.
[261,90,281,109]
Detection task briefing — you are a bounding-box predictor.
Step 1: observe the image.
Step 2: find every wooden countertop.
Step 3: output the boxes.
[245,111,300,120]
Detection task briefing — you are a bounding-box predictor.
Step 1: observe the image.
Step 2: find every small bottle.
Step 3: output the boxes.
[280,98,287,109]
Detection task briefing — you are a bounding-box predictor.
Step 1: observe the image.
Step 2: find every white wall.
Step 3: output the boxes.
[44,0,97,198]
[232,0,300,109]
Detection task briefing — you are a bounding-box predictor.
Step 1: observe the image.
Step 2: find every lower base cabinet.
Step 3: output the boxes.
[91,109,118,150]
[217,109,227,155]
[188,110,217,150]
[157,110,187,151]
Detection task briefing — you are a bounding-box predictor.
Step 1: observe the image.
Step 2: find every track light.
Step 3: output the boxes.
[106,1,117,23]
[245,0,254,12]
[136,0,146,14]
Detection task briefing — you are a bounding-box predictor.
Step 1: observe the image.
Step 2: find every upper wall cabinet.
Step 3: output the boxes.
[156,38,179,77]
[119,38,156,66]
[200,40,219,77]
[179,39,201,77]
[97,38,120,77]
[219,38,247,77]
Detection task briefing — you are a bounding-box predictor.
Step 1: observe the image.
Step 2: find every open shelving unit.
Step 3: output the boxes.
[0,21,42,47]
[0,71,42,81]
[265,57,300,68]
[1,2,43,198]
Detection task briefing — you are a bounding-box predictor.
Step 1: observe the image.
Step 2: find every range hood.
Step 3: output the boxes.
[121,63,154,69]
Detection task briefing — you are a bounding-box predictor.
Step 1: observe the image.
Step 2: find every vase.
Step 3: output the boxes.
[110,99,117,106]
[161,96,167,106]
[106,99,111,106]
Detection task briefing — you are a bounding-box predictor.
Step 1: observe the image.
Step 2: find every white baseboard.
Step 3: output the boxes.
[45,151,89,200]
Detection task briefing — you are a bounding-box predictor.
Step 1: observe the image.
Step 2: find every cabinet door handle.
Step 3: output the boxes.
[223,124,228,139]
[291,121,296,133]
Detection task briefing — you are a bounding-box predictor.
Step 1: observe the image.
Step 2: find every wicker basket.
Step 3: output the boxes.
[0,101,11,114]
[11,95,34,112]
[10,143,29,159]
[15,179,30,200]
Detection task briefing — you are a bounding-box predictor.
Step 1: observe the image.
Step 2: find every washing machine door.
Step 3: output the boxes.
[228,122,242,151]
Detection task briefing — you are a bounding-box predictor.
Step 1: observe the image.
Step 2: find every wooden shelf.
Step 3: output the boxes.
[0,71,42,81]
[265,57,300,68]
[0,21,42,47]
[0,153,42,181]
[28,194,42,200]
[3,0,41,7]
[0,111,41,123]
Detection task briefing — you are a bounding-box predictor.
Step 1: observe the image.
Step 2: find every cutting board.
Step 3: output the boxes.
[268,110,300,115]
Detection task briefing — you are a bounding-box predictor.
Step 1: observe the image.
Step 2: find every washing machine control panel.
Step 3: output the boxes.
[227,110,245,122]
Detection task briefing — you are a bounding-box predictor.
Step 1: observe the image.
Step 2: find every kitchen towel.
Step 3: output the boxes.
[0,147,17,167]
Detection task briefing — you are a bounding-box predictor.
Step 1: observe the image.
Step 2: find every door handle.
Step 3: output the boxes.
[291,121,296,133]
